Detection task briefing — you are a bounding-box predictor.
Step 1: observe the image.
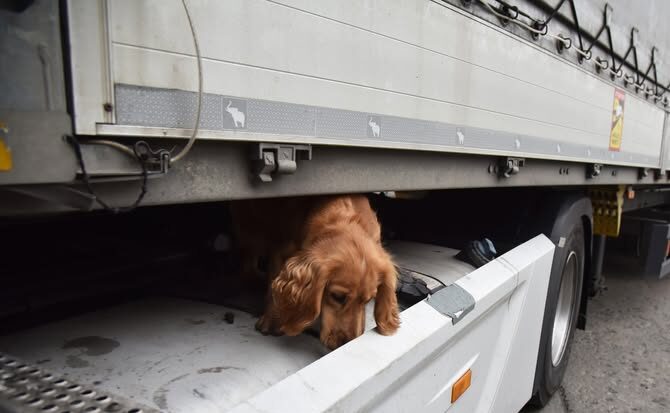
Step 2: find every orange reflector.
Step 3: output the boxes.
[451,369,472,403]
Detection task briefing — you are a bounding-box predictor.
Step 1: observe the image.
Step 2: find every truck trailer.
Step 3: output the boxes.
[1,0,670,412]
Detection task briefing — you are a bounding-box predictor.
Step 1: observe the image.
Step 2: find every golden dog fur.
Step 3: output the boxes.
[231,195,399,349]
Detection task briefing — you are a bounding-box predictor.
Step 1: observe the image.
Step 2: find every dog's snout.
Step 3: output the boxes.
[323,329,361,350]
[342,330,363,346]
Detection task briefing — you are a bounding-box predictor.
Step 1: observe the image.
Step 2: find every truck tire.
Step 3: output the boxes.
[530,222,585,406]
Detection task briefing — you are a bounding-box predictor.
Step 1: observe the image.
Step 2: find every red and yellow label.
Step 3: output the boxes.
[609,89,625,151]
[0,122,11,171]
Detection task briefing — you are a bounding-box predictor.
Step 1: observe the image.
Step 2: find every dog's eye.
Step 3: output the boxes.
[330,292,347,305]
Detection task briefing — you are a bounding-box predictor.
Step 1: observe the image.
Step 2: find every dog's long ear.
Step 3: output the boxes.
[374,256,400,335]
[272,250,327,336]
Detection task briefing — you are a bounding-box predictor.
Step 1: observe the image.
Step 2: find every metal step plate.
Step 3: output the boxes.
[0,352,158,413]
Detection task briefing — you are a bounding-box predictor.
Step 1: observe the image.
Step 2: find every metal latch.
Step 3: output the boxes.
[587,163,603,179]
[252,143,312,182]
[499,157,525,178]
[638,167,650,180]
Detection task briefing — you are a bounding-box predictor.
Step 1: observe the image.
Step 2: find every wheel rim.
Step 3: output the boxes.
[551,251,578,366]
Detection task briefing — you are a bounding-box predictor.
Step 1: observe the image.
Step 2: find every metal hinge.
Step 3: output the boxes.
[252,143,312,182]
[499,157,525,178]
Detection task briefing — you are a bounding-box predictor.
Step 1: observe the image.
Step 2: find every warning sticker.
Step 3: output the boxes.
[609,89,625,151]
[0,122,11,172]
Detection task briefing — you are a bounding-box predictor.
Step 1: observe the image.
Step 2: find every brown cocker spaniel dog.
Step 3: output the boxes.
[232,195,399,350]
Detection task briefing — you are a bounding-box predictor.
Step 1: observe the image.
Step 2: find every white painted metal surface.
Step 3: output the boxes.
[232,235,554,413]
[67,0,113,134]
[0,236,554,413]
[67,0,667,167]
[0,300,327,413]
[662,116,670,172]
[487,236,556,412]
[387,241,475,287]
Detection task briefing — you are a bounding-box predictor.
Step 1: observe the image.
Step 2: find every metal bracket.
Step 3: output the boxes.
[426,283,475,325]
[134,141,171,176]
[638,167,650,180]
[499,157,525,178]
[77,140,169,178]
[252,143,312,182]
[495,3,517,27]
[587,163,603,179]
[589,186,625,237]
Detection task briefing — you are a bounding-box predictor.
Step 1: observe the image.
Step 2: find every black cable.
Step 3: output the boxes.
[475,0,668,102]
[66,135,149,214]
[614,29,639,79]
[638,48,659,94]
[540,0,567,27]
[397,266,446,288]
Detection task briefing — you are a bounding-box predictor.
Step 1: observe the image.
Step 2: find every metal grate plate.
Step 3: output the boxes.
[0,352,158,413]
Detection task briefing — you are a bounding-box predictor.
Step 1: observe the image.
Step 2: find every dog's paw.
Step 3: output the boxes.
[375,306,401,336]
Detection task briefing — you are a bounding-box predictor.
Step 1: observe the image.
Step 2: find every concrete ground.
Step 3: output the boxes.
[527,262,670,413]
